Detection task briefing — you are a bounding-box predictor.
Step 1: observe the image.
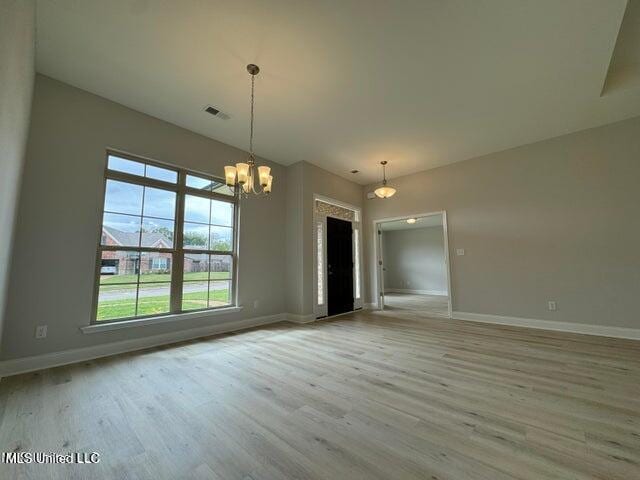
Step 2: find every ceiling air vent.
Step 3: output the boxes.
[203,105,230,120]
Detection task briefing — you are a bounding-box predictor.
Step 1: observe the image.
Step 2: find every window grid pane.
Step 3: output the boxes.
[96,154,236,323]
[104,179,143,216]
[143,187,176,219]
[186,174,212,191]
[209,280,231,307]
[182,281,209,311]
[210,255,232,280]
[180,253,233,311]
[317,221,324,305]
[210,226,233,251]
[97,283,137,321]
[354,228,361,299]
[183,222,210,250]
[107,155,145,176]
[145,164,178,184]
[141,218,174,248]
[140,252,172,282]
[136,282,171,317]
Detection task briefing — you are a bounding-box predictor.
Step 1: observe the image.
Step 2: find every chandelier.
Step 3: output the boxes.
[224,64,273,197]
[374,161,397,198]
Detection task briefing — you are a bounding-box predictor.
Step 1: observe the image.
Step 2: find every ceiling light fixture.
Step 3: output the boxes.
[374,161,397,198]
[406,218,417,224]
[223,64,272,197]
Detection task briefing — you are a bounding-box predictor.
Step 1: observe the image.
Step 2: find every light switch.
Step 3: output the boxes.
[456,248,465,256]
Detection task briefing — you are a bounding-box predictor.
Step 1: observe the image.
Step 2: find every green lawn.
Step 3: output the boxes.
[97,289,230,321]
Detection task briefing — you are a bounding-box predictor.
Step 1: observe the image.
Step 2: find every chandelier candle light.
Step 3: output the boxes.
[374,161,397,198]
[224,64,273,197]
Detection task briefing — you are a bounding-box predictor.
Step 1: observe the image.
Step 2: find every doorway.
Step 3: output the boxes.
[374,211,452,318]
[327,217,354,316]
[313,195,363,319]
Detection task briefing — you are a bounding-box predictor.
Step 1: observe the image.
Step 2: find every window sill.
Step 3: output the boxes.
[80,306,243,334]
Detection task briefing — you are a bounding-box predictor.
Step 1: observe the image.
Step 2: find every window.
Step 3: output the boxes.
[317,220,324,305]
[152,257,169,270]
[354,227,361,299]
[94,153,237,322]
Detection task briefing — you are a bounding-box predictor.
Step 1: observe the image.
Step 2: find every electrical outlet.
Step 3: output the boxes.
[548,301,557,311]
[456,248,465,256]
[253,299,260,309]
[35,325,48,339]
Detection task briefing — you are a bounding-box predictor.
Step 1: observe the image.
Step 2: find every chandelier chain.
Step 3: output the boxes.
[224,64,272,198]
[249,74,255,156]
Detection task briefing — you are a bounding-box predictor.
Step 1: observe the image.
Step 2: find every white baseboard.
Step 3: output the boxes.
[453,311,640,340]
[386,288,448,296]
[0,314,285,378]
[285,313,316,324]
[6,310,635,378]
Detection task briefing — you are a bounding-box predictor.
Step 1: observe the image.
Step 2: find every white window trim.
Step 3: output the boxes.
[82,306,243,333]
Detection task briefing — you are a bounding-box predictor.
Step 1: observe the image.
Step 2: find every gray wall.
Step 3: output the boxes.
[1,75,287,361]
[285,162,305,314]
[0,0,35,345]
[285,161,363,315]
[364,115,640,329]
[7,63,640,362]
[382,226,448,295]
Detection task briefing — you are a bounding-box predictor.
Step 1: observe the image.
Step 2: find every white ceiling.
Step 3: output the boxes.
[379,214,442,232]
[36,0,640,184]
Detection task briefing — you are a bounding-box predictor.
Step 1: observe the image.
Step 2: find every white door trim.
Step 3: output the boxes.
[313,194,364,318]
[372,210,453,318]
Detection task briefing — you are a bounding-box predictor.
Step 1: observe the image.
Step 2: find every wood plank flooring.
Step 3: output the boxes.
[1,310,639,479]
[383,292,449,317]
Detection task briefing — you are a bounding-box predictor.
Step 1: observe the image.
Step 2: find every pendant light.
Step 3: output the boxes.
[223,64,273,197]
[374,161,397,198]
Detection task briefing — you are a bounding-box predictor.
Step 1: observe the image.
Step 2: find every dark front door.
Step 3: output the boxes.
[327,216,354,316]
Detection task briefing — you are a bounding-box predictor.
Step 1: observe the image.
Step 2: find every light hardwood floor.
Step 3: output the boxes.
[383,292,450,318]
[1,310,639,479]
